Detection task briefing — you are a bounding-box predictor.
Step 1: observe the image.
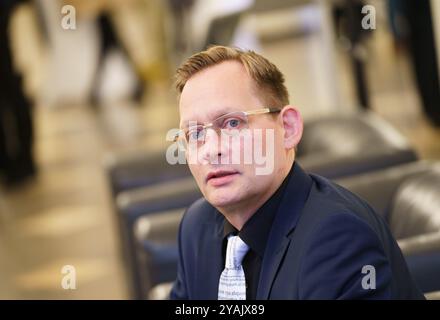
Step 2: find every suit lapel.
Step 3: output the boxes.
[256,236,291,299]
[197,212,224,299]
[257,163,313,299]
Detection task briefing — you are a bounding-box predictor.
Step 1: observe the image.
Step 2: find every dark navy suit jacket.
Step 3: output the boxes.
[170,163,424,299]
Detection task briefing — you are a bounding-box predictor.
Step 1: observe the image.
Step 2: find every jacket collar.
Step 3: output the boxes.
[256,162,313,299]
[196,207,225,299]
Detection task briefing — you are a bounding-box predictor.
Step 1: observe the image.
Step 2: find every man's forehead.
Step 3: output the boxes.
[178,62,260,127]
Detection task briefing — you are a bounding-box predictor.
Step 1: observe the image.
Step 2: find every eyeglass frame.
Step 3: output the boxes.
[173,107,282,145]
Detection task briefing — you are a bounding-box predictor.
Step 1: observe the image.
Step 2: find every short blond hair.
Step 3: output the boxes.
[175,46,289,108]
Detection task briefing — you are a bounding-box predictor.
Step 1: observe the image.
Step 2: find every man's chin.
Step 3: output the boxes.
[205,191,242,209]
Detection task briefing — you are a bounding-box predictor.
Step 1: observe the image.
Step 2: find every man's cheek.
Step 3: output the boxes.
[186,146,198,165]
[188,164,200,182]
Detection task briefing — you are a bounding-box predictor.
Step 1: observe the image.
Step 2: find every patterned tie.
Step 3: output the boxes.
[218,235,250,300]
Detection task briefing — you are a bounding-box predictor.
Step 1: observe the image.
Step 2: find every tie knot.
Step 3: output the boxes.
[225,235,249,269]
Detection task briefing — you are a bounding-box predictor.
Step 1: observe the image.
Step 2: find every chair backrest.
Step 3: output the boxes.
[134,209,184,298]
[298,112,417,179]
[134,209,184,244]
[389,168,440,240]
[298,112,412,156]
[106,149,190,195]
[117,177,200,220]
[336,161,432,217]
[116,177,200,299]
[116,177,201,299]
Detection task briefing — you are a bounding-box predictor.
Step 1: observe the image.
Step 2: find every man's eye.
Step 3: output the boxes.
[224,118,242,129]
[187,129,204,141]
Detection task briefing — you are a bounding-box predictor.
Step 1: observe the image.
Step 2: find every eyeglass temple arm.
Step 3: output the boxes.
[246,107,282,115]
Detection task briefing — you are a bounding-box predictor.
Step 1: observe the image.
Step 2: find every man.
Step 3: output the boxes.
[170,45,424,299]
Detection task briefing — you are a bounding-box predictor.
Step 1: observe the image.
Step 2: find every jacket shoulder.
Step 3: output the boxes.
[180,197,219,234]
[306,174,385,227]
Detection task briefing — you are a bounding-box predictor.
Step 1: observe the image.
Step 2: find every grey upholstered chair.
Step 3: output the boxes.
[134,209,184,298]
[116,177,200,299]
[337,161,440,295]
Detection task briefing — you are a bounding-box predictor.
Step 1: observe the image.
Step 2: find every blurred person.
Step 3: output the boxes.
[90,8,144,106]
[66,0,170,106]
[167,0,195,61]
[65,0,143,106]
[169,46,424,300]
[0,0,36,187]
[333,0,372,109]
[110,0,171,96]
[388,0,440,126]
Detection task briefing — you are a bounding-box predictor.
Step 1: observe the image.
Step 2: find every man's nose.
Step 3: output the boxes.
[200,129,225,164]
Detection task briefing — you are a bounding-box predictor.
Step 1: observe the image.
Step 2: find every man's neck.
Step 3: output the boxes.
[219,199,265,231]
[217,163,293,230]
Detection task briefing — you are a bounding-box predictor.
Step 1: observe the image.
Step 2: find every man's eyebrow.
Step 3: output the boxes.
[180,107,238,129]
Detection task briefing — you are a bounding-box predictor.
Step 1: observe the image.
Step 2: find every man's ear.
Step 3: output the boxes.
[280,106,303,149]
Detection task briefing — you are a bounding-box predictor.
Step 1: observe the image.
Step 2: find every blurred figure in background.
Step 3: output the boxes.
[63,0,168,104]
[167,0,195,64]
[0,0,36,187]
[332,0,373,109]
[95,0,171,104]
[54,0,170,107]
[89,6,144,106]
[388,0,440,126]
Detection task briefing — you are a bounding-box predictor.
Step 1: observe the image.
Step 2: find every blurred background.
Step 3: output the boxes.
[0,0,439,299]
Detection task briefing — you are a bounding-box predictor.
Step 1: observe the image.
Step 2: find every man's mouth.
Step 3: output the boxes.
[206,170,239,186]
